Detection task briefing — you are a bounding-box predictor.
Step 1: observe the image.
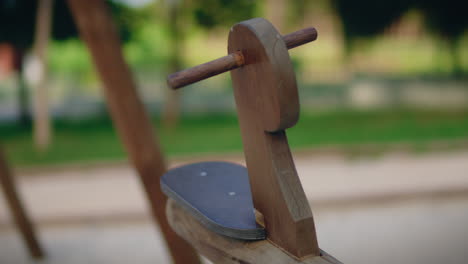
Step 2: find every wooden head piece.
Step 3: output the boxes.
[228,18,299,132]
[228,18,318,258]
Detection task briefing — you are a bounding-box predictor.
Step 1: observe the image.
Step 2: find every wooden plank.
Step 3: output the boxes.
[65,1,200,263]
[167,199,342,264]
[0,148,44,258]
[228,18,319,258]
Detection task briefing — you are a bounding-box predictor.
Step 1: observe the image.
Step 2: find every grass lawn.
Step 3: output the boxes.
[2,109,468,167]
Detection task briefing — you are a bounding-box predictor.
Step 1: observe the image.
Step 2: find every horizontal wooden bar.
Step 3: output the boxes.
[167,27,317,89]
[168,51,244,89]
[283,27,318,50]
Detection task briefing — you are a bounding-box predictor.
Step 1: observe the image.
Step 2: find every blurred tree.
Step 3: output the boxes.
[161,0,186,129]
[192,0,256,30]
[331,0,410,58]
[420,0,468,76]
[32,0,54,151]
[331,0,468,75]
[0,0,137,130]
[0,0,77,128]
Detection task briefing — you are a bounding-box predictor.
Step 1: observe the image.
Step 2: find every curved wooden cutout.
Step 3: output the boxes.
[228,18,319,258]
[167,199,342,264]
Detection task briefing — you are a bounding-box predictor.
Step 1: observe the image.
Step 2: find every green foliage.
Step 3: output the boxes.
[108,0,154,43]
[331,0,468,47]
[124,21,169,70]
[331,0,468,74]
[48,23,169,84]
[48,39,94,82]
[3,110,468,167]
[192,0,257,29]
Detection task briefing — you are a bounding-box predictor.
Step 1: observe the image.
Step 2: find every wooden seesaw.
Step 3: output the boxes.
[162,18,342,263]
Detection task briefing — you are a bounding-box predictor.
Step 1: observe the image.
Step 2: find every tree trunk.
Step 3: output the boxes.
[32,0,54,151]
[12,47,31,128]
[162,0,184,129]
[449,37,463,78]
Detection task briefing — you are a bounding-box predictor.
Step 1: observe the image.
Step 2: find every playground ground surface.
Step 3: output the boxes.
[1,150,468,264]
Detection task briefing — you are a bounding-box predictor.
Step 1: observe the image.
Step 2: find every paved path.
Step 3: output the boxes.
[1,151,468,264]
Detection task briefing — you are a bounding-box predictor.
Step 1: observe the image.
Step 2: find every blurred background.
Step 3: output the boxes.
[0,0,468,263]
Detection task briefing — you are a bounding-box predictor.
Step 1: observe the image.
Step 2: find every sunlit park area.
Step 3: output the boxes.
[1,0,468,264]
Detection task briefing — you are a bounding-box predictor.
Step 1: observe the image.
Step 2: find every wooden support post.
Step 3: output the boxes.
[32,0,53,151]
[66,1,200,263]
[0,148,44,259]
[228,18,319,258]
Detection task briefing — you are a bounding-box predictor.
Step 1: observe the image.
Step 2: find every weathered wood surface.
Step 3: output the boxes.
[167,199,342,264]
[167,27,317,89]
[66,1,200,263]
[283,27,318,49]
[0,148,44,258]
[228,18,319,258]
[168,51,244,89]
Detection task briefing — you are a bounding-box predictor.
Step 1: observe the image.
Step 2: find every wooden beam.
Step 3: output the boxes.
[0,147,44,258]
[66,1,200,263]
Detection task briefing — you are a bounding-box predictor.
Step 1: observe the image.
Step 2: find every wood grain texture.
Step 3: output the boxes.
[228,18,319,258]
[66,1,200,263]
[168,51,244,89]
[0,148,44,259]
[283,27,318,50]
[167,199,342,264]
[167,26,317,89]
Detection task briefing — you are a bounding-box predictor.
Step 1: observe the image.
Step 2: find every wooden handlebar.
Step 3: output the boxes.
[167,27,317,89]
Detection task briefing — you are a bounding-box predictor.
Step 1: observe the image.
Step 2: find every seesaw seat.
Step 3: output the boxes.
[161,161,265,240]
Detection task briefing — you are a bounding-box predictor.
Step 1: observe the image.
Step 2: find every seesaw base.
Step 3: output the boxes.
[161,161,265,240]
[166,199,342,264]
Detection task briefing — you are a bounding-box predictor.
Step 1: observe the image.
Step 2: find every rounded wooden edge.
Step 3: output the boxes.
[228,17,300,132]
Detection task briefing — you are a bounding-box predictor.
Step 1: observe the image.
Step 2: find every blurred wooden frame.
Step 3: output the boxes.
[66,1,201,263]
[0,147,44,259]
[1,1,199,262]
